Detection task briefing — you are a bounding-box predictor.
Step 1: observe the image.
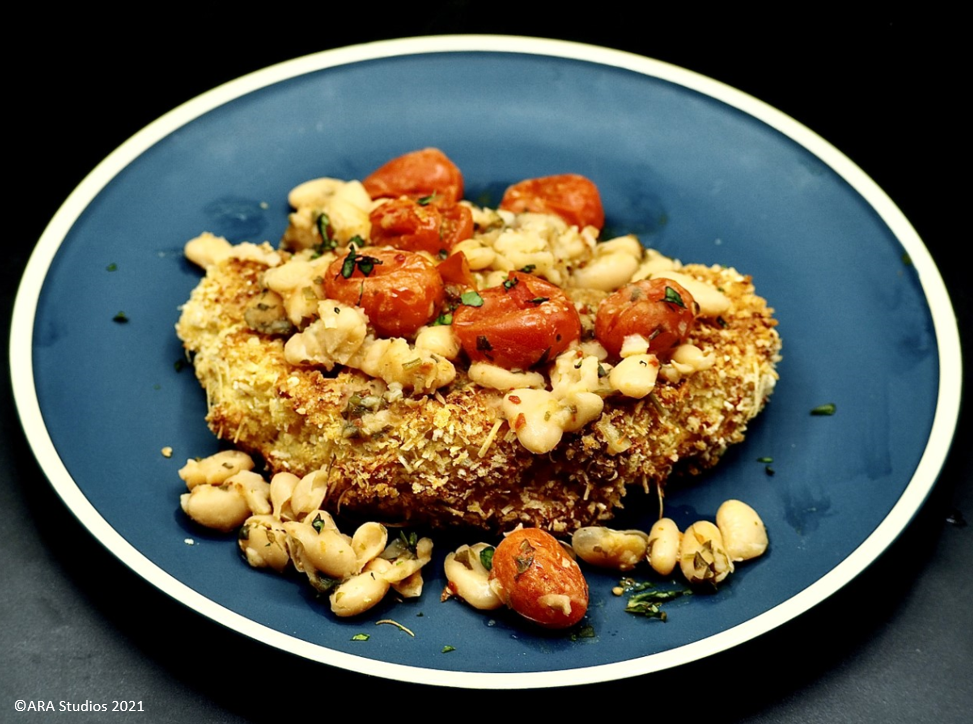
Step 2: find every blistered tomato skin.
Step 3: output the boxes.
[595,277,698,359]
[362,148,464,204]
[500,174,605,231]
[489,528,589,629]
[324,247,445,339]
[452,272,581,370]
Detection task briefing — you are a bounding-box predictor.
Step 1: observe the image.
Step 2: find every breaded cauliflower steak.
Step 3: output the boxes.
[177,257,779,534]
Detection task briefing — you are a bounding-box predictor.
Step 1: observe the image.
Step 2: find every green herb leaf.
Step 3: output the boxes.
[757,456,773,463]
[417,193,437,206]
[663,286,686,308]
[529,297,549,305]
[441,645,456,653]
[570,624,596,641]
[479,546,495,571]
[520,264,536,273]
[106,262,117,272]
[460,290,484,307]
[433,312,453,326]
[113,311,129,323]
[503,276,519,291]
[811,403,836,416]
[351,633,370,641]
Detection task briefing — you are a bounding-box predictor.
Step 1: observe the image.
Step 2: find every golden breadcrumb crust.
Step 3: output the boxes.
[176,257,780,534]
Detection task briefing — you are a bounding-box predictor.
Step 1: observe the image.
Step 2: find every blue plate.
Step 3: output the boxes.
[10,36,962,687]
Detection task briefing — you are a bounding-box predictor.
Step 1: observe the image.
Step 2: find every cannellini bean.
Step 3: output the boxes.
[646,518,681,575]
[288,469,330,519]
[502,388,565,454]
[571,527,649,571]
[671,344,715,375]
[716,500,769,561]
[468,362,545,391]
[443,543,503,610]
[330,558,393,617]
[180,484,251,532]
[679,521,734,586]
[609,354,660,399]
[451,239,497,270]
[390,569,425,599]
[178,450,254,489]
[381,536,433,584]
[283,301,368,369]
[239,515,290,572]
[269,472,300,520]
[227,470,272,516]
[284,520,358,580]
[571,236,642,291]
[184,232,232,269]
[287,177,348,209]
[414,325,461,360]
[654,271,730,318]
[352,522,389,570]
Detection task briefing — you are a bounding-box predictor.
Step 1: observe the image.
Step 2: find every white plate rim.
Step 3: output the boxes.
[9,35,963,688]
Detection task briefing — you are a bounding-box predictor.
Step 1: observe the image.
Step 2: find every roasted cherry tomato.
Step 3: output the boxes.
[488,528,589,629]
[452,272,581,370]
[436,251,477,291]
[499,173,605,230]
[369,198,443,255]
[368,198,473,256]
[362,148,464,204]
[595,277,697,359]
[325,246,445,339]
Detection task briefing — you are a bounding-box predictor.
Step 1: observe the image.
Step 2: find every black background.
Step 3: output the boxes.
[4,13,969,723]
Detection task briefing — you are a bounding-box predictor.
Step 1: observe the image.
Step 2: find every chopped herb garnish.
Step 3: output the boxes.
[570,624,596,641]
[174,359,186,372]
[663,286,686,308]
[514,539,536,579]
[417,193,437,206]
[716,316,729,328]
[520,264,536,273]
[503,276,519,291]
[901,252,913,266]
[479,546,495,571]
[310,513,326,533]
[351,633,370,641]
[340,244,382,279]
[529,297,549,305]
[433,312,453,326]
[348,234,366,247]
[624,582,691,620]
[757,456,773,463]
[476,335,493,352]
[811,403,836,416]
[438,249,449,260]
[460,290,484,307]
[441,645,456,653]
[314,212,337,252]
[106,262,117,271]
[765,466,776,476]
[398,530,419,555]
[113,311,129,323]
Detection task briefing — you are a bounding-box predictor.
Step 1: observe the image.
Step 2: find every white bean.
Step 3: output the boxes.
[239,515,290,572]
[716,500,769,562]
[679,521,734,586]
[646,518,682,575]
[571,527,648,571]
[330,559,392,617]
[443,543,503,610]
[180,484,250,532]
[179,450,254,489]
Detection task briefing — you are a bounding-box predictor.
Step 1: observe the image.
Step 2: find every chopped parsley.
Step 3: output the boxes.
[811,403,836,416]
[351,633,370,642]
[460,290,484,307]
[106,262,117,272]
[341,244,382,279]
[441,645,456,653]
[479,546,495,571]
[663,286,687,308]
[622,580,691,621]
[112,311,129,323]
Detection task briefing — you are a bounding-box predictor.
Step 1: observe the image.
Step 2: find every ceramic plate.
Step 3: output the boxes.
[10,36,961,687]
